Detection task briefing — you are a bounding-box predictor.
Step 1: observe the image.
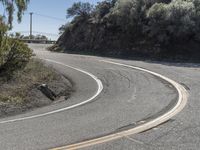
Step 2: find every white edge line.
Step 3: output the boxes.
[55,59,188,150]
[0,59,103,124]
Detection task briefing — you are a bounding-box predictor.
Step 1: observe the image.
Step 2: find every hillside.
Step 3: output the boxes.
[53,0,200,61]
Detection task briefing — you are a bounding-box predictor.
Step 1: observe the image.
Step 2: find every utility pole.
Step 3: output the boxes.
[30,12,33,39]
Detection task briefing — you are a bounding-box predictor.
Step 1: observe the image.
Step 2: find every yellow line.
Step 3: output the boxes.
[51,60,188,150]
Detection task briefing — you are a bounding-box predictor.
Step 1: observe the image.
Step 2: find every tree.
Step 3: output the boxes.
[35,34,48,40]
[147,0,196,45]
[15,32,21,39]
[108,0,147,37]
[59,23,72,34]
[94,0,114,18]
[0,1,31,76]
[67,2,93,18]
[147,3,170,45]
[0,0,29,28]
[0,15,8,38]
[167,0,196,40]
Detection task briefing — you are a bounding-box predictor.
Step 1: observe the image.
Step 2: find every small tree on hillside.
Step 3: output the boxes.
[0,1,32,76]
[67,2,93,18]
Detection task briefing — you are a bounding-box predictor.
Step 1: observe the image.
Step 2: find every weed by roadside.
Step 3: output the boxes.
[0,59,62,105]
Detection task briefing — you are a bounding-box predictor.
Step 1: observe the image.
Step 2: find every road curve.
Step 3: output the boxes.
[0,44,190,150]
[0,59,103,124]
[52,59,188,150]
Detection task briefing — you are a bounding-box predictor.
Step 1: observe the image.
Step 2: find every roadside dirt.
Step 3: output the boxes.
[0,70,73,118]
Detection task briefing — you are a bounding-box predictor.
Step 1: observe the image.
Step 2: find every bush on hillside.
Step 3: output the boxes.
[0,19,33,77]
[56,0,200,60]
[0,39,33,75]
[147,0,196,45]
[67,2,94,18]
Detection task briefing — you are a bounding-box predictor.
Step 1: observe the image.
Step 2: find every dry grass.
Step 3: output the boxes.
[0,59,60,105]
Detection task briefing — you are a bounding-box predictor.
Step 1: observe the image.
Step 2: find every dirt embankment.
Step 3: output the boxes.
[0,59,73,118]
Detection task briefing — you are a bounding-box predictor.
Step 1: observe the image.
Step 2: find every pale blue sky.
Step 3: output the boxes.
[0,0,102,40]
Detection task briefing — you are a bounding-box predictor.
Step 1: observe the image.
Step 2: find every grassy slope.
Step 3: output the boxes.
[0,59,72,117]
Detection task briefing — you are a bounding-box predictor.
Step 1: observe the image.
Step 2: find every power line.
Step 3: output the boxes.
[24,12,66,22]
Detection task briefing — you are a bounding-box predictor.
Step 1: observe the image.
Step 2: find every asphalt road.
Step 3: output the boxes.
[0,44,199,150]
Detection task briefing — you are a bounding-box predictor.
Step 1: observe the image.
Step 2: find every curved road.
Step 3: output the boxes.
[0,44,199,150]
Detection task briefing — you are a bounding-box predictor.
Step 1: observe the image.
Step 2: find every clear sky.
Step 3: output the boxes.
[0,0,102,40]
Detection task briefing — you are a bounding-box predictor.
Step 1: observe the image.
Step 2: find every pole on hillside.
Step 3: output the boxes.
[30,12,33,39]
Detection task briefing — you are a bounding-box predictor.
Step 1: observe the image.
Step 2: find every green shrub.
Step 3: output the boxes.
[67,2,93,18]
[0,38,33,77]
[110,0,145,35]
[147,3,171,45]
[0,16,8,43]
[147,0,196,45]
[0,14,32,78]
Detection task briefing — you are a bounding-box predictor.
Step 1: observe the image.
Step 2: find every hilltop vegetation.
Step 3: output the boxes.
[54,0,200,61]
